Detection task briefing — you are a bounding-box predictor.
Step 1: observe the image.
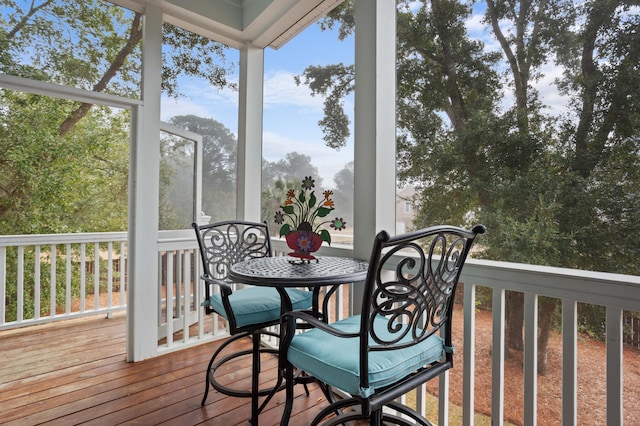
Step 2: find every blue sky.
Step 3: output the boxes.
[160,7,571,189]
[4,0,572,189]
[161,24,355,189]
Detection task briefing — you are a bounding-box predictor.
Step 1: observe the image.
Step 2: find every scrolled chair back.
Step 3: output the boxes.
[361,224,486,354]
[193,220,272,282]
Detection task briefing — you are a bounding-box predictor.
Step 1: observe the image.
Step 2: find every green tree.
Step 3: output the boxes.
[479,0,575,361]
[556,0,640,274]
[1,0,237,234]
[292,0,640,374]
[170,115,238,222]
[261,178,299,235]
[0,0,238,318]
[332,161,354,229]
[0,90,130,234]
[262,152,321,188]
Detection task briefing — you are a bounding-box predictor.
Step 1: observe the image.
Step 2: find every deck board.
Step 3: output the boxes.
[0,314,366,425]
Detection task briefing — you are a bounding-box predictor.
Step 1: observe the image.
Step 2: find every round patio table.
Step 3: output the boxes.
[229,255,369,288]
[228,255,369,422]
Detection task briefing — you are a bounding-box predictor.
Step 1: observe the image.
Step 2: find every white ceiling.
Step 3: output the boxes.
[110,0,344,49]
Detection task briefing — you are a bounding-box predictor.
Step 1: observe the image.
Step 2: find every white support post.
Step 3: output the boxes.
[127,6,162,362]
[237,44,264,222]
[492,288,506,424]
[562,299,578,426]
[606,306,623,426]
[351,0,397,314]
[524,293,538,426]
[462,284,476,426]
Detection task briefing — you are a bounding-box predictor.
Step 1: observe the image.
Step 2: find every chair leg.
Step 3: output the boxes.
[201,370,210,407]
[370,409,383,426]
[201,331,252,406]
[250,332,261,426]
[201,342,221,406]
[257,359,284,415]
[279,362,295,426]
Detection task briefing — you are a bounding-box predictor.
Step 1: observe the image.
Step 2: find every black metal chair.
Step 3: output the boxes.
[279,224,486,426]
[192,220,313,425]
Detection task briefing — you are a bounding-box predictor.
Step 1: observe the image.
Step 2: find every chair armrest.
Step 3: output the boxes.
[282,310,360,339]
[201,274,233,297]
[279,310,360,371]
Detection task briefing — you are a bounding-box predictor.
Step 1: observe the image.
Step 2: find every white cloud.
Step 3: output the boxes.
[534,61,571,118]
[465,11,488,37]
[161,76,240,128]
[263,70,324,111]
[161,96,215,122]
[187,81,239,107]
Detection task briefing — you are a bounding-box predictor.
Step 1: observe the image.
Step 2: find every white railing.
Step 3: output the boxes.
[156,235,216,351]
[454,259,640,426]
[0,232,128,329]
[272,241,640,425]
[1,233,639,425]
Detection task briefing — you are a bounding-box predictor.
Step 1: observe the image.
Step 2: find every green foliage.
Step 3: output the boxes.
[162,24,236,98]
[577,303,606,340]
[301,0,640,275]
[263,152,321,188]
[1,0,240,231]
[294,64,354,149]
[0,90,130,234]
[0,1,238,318]
[331,161,354,228]
[300,0,640,349]
[2,1,235,98]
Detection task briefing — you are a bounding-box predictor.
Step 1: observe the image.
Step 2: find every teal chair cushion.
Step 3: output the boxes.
[287,315,446,398]
[210,286,312,329]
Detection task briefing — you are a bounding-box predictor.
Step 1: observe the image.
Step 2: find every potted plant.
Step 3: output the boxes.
[274,176,346,261]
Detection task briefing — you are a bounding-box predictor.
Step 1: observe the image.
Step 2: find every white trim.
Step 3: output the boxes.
[127,6,163,362]
[236,44,265,222]
[352,0,397,260]
[159,122,204,225]
[0,74,141,109]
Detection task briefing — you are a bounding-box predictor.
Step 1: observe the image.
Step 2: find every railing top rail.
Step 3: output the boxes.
[276,238,640,310]
[0,232,128,246]
[462,257,640,311]
[2,232,639,310]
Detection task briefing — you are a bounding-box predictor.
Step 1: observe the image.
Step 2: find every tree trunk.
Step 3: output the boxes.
[572,1,620,179]
[505,291,524,358]
[431,0,468,131]
[6,0,54,39]
[537,297,557,375]
[58,12,142,137]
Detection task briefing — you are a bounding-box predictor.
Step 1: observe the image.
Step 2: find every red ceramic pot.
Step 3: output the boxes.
[285,230,323,260]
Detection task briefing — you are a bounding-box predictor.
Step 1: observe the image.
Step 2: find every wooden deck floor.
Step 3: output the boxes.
[0,313,348,425]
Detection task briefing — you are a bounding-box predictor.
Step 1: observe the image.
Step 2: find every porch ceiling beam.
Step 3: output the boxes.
[108,0,344,49]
